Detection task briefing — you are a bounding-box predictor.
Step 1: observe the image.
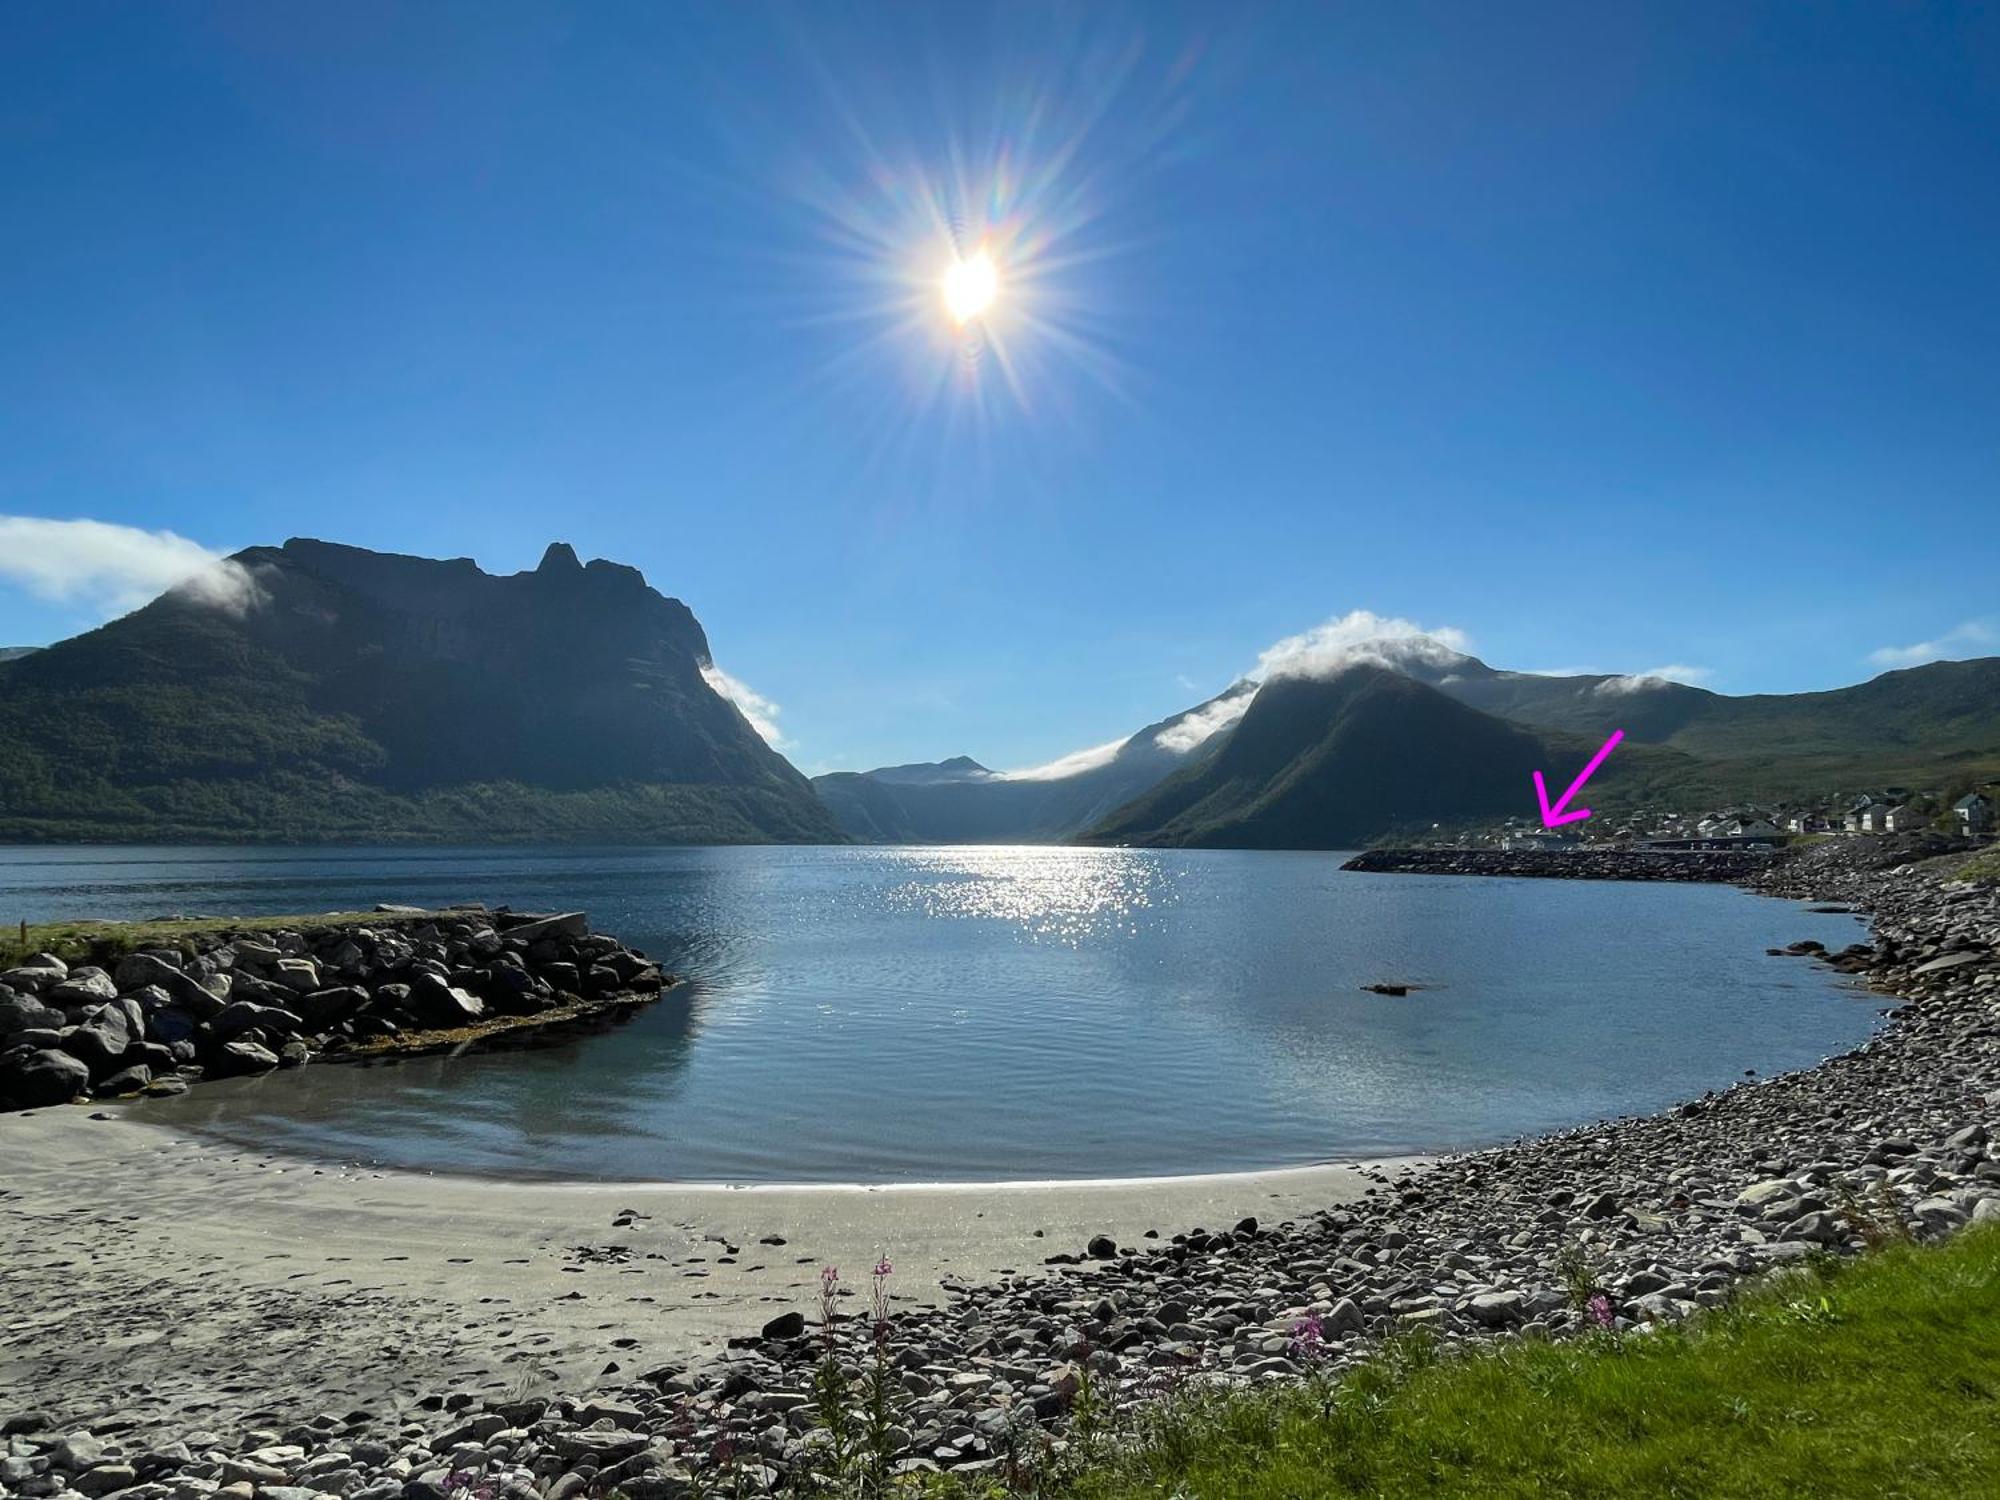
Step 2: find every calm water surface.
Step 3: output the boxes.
[0,844,1881,1182]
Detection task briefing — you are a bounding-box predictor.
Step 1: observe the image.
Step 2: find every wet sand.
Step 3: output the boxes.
[0,1107,1420,1436]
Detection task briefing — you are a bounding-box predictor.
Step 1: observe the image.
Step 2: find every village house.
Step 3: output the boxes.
[1884,803,1932,834]
[1957,792,1994,835]
[1848,801,1896,834]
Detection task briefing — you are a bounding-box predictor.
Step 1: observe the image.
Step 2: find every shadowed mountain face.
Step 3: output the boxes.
[0,539,842,843]
[812,687,1256,843]
[1083,665,1561,849]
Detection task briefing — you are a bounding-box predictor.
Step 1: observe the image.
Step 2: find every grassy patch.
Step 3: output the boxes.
[0,909,439,969]
[1954,847,2000,885]
[1014,1229,2000,1500]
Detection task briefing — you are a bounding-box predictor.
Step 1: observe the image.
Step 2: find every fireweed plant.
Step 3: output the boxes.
[805,1257,906,1493]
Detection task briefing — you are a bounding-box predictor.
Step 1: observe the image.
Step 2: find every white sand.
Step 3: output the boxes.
[0,1106,1423,1435]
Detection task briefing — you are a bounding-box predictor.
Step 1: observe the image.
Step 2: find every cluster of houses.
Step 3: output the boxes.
[1779,790,1994,838]
[1488,786,1994,853]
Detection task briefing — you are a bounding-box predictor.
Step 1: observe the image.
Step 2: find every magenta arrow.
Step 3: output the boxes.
[1532,729,1625,828]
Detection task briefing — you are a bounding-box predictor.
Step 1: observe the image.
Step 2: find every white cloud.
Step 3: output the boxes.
[0,515,265,617]
[1594,664,1713,693]
[1866,621,1997,669]
[999,737,1128,781]
[1254,610,1473,682]
[1015,612,1477,776]
[700,663,787,747]
[1153,680,1258,753]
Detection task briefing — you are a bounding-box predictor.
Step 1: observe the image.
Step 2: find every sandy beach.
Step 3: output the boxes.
[0,1106,1418,1437]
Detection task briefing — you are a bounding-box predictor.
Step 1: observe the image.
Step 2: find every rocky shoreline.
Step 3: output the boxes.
[4,836,1997,1495]
[1341,845,1779,881]
[0,909,673,1111]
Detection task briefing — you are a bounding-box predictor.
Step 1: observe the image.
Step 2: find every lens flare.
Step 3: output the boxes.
[942,249,999,324]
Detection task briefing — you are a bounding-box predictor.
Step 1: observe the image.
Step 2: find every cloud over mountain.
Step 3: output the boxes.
[1868,621,1996,669]
[0,516,264,618]
[700,663,787,747]
[1255,610,1473,682]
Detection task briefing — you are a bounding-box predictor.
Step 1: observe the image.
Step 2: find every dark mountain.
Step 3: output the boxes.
[812,685,1256,843]
[0,539,843,843]
[0,647,39,662]
[1083,665,1566,849]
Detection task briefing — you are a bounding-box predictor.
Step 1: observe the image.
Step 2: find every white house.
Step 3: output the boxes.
[1957,792,1994,835]
[1856,801,1895,834]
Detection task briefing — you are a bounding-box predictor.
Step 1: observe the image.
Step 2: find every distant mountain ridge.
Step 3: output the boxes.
[1081,649,2000,848]
[818,637,2000,851]
[0,539,842,843]
[812,685,1256,843]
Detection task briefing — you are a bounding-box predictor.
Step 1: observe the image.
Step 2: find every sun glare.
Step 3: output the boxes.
[942,249,999,325]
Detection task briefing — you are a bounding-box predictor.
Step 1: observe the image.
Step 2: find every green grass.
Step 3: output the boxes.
[1955,847,2000,885]
[1009,1229,2000,1500]
[0,909,437,969]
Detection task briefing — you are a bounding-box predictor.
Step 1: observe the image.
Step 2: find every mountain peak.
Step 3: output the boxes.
[538,541,585,576]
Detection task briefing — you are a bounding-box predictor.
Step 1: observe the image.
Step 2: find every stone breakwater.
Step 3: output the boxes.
[1341,846,1775,881]
[3,837,1997,1495]
[0,909,671,1111]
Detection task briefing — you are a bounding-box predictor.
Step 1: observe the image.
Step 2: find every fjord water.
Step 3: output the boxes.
[0,845,1881,1183]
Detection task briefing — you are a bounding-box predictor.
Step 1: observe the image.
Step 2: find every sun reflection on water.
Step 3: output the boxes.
[881,845,1174,946]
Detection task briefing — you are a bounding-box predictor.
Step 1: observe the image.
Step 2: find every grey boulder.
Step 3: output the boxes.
[0,1047,91,1107]
[211,1040,280,1077]
[49,967,118,1005]
[0,992,64,1037]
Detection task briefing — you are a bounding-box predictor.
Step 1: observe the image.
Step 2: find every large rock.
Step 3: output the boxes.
[113,951,184,991]
[501,912,589,943]
[211,1040,279,1077]
[49,967,118,1006]
[1465,1289,1527,1326]
[113,952,226,1017]
[292,986,367,1030]
[209,1000,306,1043]
[143,1005,203,1047]
[409,973,486,1027]
[0,1047,91,1107]
[62,1002,140,1076]
[271,957,323,994]
[479,964,551,1015]
[94,1063,153,1097]
[0,992,64,1038]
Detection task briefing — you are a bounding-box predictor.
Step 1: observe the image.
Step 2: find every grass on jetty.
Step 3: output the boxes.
[946,1227,2000,1500]
[1,909,432,969]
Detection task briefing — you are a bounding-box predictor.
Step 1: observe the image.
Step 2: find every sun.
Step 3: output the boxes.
[942,248,999,325]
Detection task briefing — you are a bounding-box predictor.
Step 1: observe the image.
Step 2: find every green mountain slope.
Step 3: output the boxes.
[1412,652,2000,766]
[0,539,842,844]
[1084,666,1567,849]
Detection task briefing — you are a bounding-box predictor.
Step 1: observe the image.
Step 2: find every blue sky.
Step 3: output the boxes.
[3,2,1996,774]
